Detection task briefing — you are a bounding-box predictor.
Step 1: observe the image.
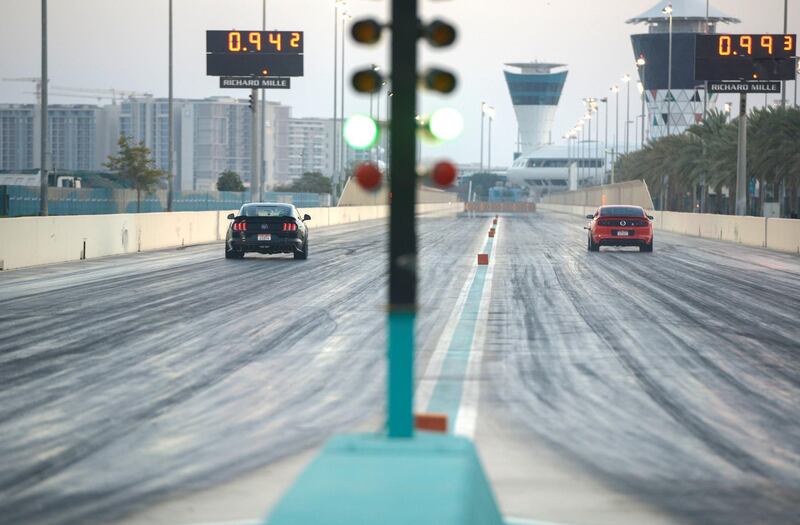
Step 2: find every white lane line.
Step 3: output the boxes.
[454,219,498,438]
[414,223,485,412]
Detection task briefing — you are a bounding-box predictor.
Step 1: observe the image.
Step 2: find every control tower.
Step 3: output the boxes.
[503,62,568,155]
[627,0,740,140]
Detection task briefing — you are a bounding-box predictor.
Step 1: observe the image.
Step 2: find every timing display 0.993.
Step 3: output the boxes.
[696,34,796,60]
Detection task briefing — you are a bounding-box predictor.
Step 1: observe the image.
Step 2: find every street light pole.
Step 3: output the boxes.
[602,98,608,184]
[781,0,788,108]
[39,0,48,216]
[612,85,619,184]
[340,12,348,178]
[479,102,486,171]
[637,56,647,148]
[167,0,174,209]
[332,1,339,196]
[487,108,494,172]
[623,74,631,154]
[664,3,673,137]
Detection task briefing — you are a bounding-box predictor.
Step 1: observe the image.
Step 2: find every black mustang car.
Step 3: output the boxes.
[225,203,310,260]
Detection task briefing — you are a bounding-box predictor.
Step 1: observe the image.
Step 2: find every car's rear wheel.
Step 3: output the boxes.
[588,235,600,252]
[640,240,653,252]
[225,246,244,259]
[294,240,308,260]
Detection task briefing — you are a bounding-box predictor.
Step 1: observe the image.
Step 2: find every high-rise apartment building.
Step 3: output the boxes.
[0,104,116,173]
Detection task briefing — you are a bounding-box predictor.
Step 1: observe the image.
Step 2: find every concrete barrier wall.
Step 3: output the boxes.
[538,203,800,255]
[338,177,458,206]
[0,202,462,271]
[541,180,655,210]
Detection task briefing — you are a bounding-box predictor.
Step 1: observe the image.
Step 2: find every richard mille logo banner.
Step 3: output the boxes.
[220,77,291,89]
[707,81,781,94]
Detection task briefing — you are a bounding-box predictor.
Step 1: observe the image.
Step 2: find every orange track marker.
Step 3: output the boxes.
[414,413,448,433]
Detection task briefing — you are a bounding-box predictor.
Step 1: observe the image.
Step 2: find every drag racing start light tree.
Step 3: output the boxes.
[350,5,457,438]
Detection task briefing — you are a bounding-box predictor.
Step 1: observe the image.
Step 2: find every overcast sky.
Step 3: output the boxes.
[1,0,796,165]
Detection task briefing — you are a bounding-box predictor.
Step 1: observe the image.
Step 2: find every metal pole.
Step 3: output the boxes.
[667,11,673,136]
[625,79,631,154]
[642,63,646,147]
[167,0,174,211]
[603,99,608,184]
[387,0,417,439]
[614,88,619,183]
[488,116,492,172]
[260,0,267,196]
[332,3,339,196]
[781,0,788,108]
[587,115,592,185]
[340,15,346,177]
[578,127,583,182]
[594,107,599,184]
[479,103,485,171]
[250,89,259,202]
[39,0,48,216]
[735,93,748,215]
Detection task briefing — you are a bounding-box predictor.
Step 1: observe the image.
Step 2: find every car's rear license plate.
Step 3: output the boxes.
[616,231,629,236]
[257,234,271,241]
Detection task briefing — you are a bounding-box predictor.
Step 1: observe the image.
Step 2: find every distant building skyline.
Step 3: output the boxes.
[0,98,365,191]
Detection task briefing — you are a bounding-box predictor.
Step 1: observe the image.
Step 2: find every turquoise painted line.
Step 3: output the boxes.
[425,236,494,429]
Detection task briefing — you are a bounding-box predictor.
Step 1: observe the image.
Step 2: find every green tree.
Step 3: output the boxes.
[274,172,332,193]
[216,170,245,192]
[104,136,164,213]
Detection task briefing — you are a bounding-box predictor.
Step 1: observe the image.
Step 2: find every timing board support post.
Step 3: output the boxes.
[250,88,260,202]
[735,92,747,216]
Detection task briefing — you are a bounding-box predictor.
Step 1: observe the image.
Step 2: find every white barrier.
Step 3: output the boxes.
[538,203,800,256]
[0,202,462,271]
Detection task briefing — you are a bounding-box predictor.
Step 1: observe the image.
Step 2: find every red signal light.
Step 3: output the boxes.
[233,221,247,232]
[354,162,383,191]
[283,223,298,231]
[431,161,458,188]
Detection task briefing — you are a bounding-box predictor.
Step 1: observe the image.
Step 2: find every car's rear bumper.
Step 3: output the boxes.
[593,229,652,246]
[229,238,303,254]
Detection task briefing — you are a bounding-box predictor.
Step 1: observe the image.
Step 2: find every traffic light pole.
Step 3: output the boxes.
[735,93,747,215]
[387,0,417,439]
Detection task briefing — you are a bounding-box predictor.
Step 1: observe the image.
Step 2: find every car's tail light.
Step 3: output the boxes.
[233,221,246,232]
[283,223,297,232]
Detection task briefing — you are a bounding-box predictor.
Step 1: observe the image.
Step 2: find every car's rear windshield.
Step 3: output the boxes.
[600,206,645,217]
[241,204,294,217]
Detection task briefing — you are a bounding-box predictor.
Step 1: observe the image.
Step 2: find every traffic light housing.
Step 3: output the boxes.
[351,19,383,45]
[424,20,457,48]
[352,69,384,93]
[248,92,255,111]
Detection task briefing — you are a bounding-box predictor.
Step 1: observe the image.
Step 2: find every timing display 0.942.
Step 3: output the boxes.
[206,31,304,54]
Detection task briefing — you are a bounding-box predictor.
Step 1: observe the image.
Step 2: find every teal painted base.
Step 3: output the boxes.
[266,433,504,525]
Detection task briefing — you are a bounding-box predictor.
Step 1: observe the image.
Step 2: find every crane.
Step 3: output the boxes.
[50,86,151,104]
[3,78,150,104]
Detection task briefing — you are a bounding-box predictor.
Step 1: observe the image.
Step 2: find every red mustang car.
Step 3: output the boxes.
[586,205,654,252]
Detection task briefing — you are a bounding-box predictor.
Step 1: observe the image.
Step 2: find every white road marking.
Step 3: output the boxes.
[454,219,498,438]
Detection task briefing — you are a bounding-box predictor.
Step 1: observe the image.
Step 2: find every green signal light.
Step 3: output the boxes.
[344,115,379,150]
[428,108,464,142]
